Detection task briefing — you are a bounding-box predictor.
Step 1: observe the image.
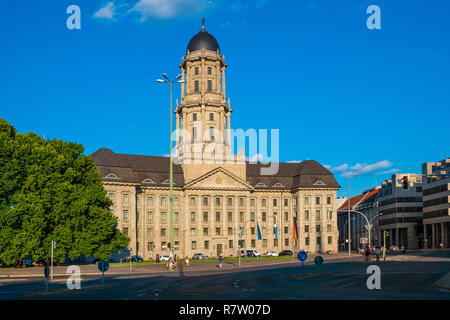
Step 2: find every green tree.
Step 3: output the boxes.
[0,118,129,266]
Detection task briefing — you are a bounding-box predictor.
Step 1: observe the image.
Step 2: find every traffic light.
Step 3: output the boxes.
[402,176,408,189]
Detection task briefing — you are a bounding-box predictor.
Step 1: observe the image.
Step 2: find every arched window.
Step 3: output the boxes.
[142,178,154,184]
[314,180,326,186]
[273,183,284,187]
[106,173,117,179]
[256,182,266,187]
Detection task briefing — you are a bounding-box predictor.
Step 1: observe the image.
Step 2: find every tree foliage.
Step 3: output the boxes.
[0,118,129,265]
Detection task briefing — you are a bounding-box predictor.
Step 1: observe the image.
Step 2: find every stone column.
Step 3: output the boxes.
[175,113,180,147]
[431,223,436,249]
[226,113,231,147]
[423,224,428,249]
[181,67,185,97]
[222,66,226,98]
[441,222,445,248]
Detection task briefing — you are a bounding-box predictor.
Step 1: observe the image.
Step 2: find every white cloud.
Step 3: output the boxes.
[376,168,400,175]
[94,2,117,20]
[327,160,395,178]
[129,0,211,21]
[287,160,303,163]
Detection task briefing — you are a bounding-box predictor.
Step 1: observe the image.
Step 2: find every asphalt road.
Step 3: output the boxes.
[1,250,449,300]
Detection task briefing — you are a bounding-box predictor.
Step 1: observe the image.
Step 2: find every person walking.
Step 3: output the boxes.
[364,244,371,263]
[185,256,190,270]
[218,255,223,270]
[375,245,381,262]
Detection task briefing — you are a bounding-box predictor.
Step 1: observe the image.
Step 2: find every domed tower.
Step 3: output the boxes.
[175,19,234,175]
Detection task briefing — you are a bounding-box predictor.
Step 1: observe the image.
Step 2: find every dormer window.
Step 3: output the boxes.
[143,179,154,184]
[106,173,117,179]
[163,179,170,184]
[256,182,266,187]
[314,180,326,186]
[273,183,284,187]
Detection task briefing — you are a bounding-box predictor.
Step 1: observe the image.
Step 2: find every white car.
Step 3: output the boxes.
[263,251,278,257]
[159,255,170,261]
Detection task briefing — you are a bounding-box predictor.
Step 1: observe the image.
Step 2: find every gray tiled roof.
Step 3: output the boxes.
[91,148,341,190]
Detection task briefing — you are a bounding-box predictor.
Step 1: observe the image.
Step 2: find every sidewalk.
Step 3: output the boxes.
[435,272,450,291]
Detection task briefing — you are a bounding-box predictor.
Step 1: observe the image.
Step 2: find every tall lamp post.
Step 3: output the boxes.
[347,174,356,256]
[350,210,383,248]
[157,74,184,262]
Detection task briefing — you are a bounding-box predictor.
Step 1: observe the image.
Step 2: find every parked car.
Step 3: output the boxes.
[389,245,399,251]
[192,253,207,260]
[263,251,278,257]
[159,255,170,261]
[21,259,33,268]
[278,250,293,256]
[246,249,260,257]
[125,255,144,263]
[399,246,407,254]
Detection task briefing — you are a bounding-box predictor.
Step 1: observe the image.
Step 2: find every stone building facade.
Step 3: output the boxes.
[91,23,341,259]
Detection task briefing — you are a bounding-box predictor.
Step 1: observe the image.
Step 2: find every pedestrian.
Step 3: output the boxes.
[218,255,223,270]
[185,256,190,269]
[174,255,178,269]
[375,246,381,262]
[364,244,371,263]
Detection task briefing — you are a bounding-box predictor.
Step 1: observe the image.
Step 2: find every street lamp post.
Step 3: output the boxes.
[347,174,356,256]
[157,74,183,267]
[350,210,383,248]
[343,217,355,252]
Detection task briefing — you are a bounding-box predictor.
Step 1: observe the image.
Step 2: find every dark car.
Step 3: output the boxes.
[278,250,293,256]
[125,255,144,263]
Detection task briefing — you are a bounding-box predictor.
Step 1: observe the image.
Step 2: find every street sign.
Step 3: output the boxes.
[297,251,307,262]
[314,255,323,266]
[98,261,109,272]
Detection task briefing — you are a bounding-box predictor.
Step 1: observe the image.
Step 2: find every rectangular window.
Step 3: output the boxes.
[123,227,128,236]
[305,210,309,220]
[305,237,309,246]
[204,240,209,249]
[328,210,333,220]
[305,225,309,233]
[250,199,255,207]
[284,212,289,221]
[251,239,256,248]
[203,212,208,222]
[327,224,332,232]
[147,211,153,222]
[274,239,279,247]
[228,227,233,235]
[123,193,129,203]
[195,67,199,75]
[190,212,196,223]
[207,80,212,92]
[147,196,153,206]
[262,239,267,247]
[239,212,244,222]
[203,227,208,235]
[273,199,278,207]
[304,197,309,205]
[262,212,267,222]
[316,210,321,220]
[174,241,179,249]
[174,197,179,206]
[215,197,220,206]
[161,212,166,222]
[284,226,289,234]
[316,237,321,245]
[190,197,196,206]
[216,212,221,222]
[194,80,199,93]
[251,227,255,235]
[147,228,153,237]
[207,67,212,74]
[262,227,267,235]
[193,127,197,141]
[148,242,153,251]
[273,213,277,224]
[216,227,221,235]
[239,198,245,206]
[161,197,166,206]
[192,241,197,250]
[229,240,234,248]
[210,112,214,121]
[285,239,289,246]
[174,228,179,237]
[316,197,320,205]
[284,199,288,206]
[190,228,196,236]
[316,225,321,232]
[227,197,233,206]
[227,212,232,222]
[262,199,267,207]
[161,228,166,236]
[203,197,208,206]
[327,196,331,205]
[209,127,214,140]
[250,212,255,221]
[193,113,197,121]
[328,236,332,245]
[122,210,129,220]
[174,212,179,222]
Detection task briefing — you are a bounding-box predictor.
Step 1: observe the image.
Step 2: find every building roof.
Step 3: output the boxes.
[338,188,379,211]
[91,148,341,190]
[186,28,220,54]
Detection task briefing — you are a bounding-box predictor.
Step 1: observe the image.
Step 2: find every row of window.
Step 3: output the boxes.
[110,194,333,208]
[140,236,334,252]
[120,209,333,223]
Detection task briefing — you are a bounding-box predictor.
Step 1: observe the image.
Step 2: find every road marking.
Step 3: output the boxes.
[336,282,356,289]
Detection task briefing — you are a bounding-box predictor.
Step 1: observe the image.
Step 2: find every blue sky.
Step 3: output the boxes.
[1,0,449,197]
